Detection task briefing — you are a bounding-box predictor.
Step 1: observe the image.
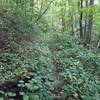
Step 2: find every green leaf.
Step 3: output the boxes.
[0,98,3,100]
[7,92,16,97]
[23,95,29,100]
[20,92,25,96]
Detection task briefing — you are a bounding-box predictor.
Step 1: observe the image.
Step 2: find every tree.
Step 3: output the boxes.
[79,0,84,40]
[86,0,94,44]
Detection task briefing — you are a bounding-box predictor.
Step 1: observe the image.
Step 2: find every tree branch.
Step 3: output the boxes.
[35,1,53,23]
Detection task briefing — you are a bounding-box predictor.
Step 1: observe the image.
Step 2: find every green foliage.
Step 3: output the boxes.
[15,35,100,100]
[0,33,99,99]
[0,0,50,41]
[0,0,100,100]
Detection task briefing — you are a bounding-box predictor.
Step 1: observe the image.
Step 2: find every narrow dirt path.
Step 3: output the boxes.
[48,42,64,100]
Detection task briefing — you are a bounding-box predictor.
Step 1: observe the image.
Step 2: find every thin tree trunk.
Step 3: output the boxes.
[35,1,53,23]
[61,1,66,33]
[79,0,84,40]
[84,0,88,42]
[69,1,74,35]
[86,0,94,44]
[30,0,34,21]
[62,16,66,32]
[71,15,74,35]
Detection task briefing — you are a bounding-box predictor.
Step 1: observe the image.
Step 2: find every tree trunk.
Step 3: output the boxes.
[61,1,66,33]
[79,0,84,40]
[62,16,66,32]
[84,0,88,42]
[68,0,74,35]
[86,0,94,44]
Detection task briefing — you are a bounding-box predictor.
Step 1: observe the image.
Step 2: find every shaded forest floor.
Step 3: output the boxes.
[0,32,100,100]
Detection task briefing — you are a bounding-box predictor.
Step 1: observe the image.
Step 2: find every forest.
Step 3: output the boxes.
[0,0,100,100]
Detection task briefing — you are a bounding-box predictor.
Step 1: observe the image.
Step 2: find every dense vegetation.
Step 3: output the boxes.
[0,0,100,100]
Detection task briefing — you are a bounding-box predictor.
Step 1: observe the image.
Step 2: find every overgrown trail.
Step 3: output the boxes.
[0,0,99,99]
[48,42,63,100]
[53,69,63,100]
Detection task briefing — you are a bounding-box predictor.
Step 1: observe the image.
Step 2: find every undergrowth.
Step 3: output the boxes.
[0,33,99,100]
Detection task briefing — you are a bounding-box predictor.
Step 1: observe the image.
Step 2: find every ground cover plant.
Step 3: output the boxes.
[0,0,100,100]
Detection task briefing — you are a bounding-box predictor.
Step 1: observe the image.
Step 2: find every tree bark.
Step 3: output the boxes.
[86,0,94,44]
[84,0,88,42]
[79,0,84,40]
[61,1,66,33]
